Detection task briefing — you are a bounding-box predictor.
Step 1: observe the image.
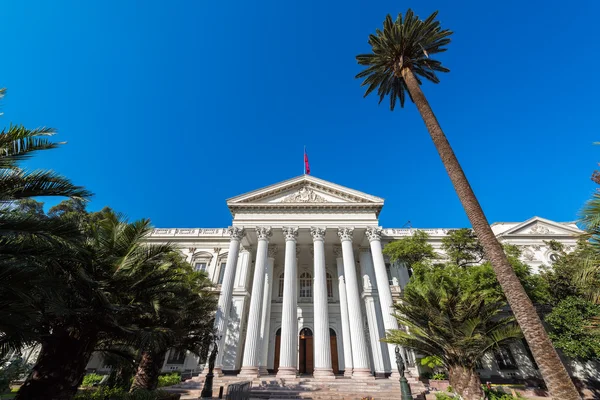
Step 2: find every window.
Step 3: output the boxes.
[217,262,227,284]
[385,263,393,285]
[167,349,186,364]
[299,272,312,298]
[194,262,207,272]
[326,273,333,298]
[278,273,285,297]
[521,339,538,369]
[494,346,517,370]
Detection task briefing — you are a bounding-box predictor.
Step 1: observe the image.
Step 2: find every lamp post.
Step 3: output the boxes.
[200,339,219,399]
[396,345,413,400]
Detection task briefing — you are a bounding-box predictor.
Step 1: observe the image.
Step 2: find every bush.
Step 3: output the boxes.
[81,373,104,387]
[435,393,457,399]
[431,372,448,380]
[157,373,180,388]
[484,387,523,399]
[74,388,175,400]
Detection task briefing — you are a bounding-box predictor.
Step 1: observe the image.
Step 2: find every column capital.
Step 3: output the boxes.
[365,226,383,242]
[255,226,272,240]
[227,226,245,240]
[268,245,278,258]
[333,245,343,258]
[310,227,326,242]
[337,227,354,242]
[282,226,299,242]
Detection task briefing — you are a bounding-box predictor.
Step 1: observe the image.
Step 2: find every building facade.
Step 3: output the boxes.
[85,175,588,381]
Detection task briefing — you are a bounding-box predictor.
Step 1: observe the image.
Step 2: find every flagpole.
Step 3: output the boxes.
[304,145,306,175]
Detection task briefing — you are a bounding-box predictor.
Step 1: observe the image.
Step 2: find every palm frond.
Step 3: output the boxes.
[355,9,452,110]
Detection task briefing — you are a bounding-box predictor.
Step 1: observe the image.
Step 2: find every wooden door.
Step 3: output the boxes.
[306,336,314,374]
[273,329,281,373]
[330,335,339,374]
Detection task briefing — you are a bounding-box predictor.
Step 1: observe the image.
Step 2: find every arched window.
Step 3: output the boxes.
[299,272,312,298]
[278,273,285,297]
[326,273,333,298]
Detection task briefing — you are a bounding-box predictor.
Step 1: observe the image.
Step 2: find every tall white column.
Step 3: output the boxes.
[277,227,299,378]
[214,227,245,375]
[337,227,371,378]
[334,246,353,377]
[366,227,401,377]
[258,246,277,375]
[239,227,272,377]
[311,227,335,378]
[359,248,390,376]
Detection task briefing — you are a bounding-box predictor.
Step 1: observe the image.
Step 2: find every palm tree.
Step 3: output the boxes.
[386,279,521,400]
[129,256,217,391]
[356,10,580,399]
[15,207,179,400]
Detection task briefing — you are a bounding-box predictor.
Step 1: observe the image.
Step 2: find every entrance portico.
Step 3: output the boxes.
[210,175,404,380]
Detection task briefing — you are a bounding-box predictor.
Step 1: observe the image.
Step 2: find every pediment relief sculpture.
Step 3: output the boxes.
[529,224,552,234]
[282,187,328,203]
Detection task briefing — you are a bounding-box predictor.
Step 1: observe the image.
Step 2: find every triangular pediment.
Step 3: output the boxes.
[498,216,582,237]
[227,175,384,208]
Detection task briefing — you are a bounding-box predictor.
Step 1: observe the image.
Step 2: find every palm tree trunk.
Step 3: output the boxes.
[15,330,98,400]
[448,365,483,400]
[130,350,166,391]
[401,67,580,400]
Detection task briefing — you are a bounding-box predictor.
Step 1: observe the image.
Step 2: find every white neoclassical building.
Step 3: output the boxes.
[122,175,586,382]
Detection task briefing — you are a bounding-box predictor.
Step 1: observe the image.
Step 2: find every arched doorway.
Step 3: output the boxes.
[330,328,339,374]
[299,328,313,374]
[272,327,340,375]
[273,328,281,373]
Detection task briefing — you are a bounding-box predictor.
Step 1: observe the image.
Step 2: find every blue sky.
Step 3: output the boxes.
[1,0,598,228]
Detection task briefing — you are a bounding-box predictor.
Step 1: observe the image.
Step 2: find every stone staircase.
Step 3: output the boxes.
[165,374,427,399]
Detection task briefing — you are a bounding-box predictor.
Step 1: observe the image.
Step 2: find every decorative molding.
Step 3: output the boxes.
[529,224,551,234]
[365,226,383,242]
[531,244,542,251]
[282,187,328,203]
[333,246,343,258]
[282,226,299,241]
[522,247,536,261]
[255,226,273,240]
[227,226,245,240]
[188,247,197,254]
[310,227,326,241]
[268,245,278,258]
[337,227,354,242]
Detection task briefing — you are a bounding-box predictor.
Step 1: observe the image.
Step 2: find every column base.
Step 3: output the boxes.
[258,366,269,375]
[238,366,260,378]
[343,369,353,377]
[313,368,335,379]
[352,368,373,379]
[276,366,297,379]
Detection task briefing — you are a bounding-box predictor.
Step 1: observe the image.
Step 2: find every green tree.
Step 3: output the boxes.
[0,90,90,360]
[130,255,216,391]
[355,10,577,398]
[545,297,600,359]
[383,229,435,267]
[441,229,484,268]
[14,205,184,400]
[385,267,521,400]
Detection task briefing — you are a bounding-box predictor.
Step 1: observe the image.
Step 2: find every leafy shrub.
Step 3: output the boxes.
[431,372,448,380]
[81,373,104,387]
[157,372,180,388]
[75,388,174,400]
[484,387,523,399]
[74,387,126,399]
[435,393,457,399]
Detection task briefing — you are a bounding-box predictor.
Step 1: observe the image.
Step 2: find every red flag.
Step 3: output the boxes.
[304,149,311,175]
